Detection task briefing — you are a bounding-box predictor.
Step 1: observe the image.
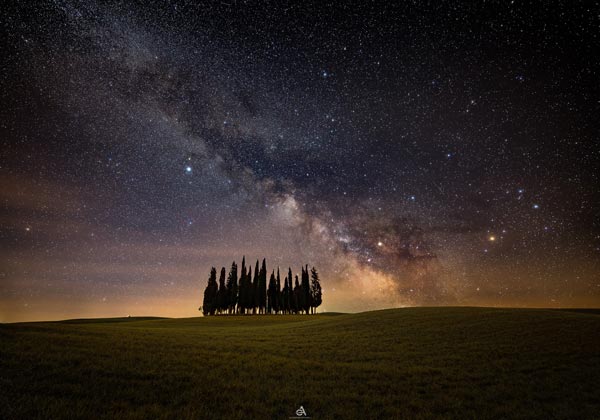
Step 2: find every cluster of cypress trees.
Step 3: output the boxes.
[200,257,322,316]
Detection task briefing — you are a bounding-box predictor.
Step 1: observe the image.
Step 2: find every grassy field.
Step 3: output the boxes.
[1,307,599,419]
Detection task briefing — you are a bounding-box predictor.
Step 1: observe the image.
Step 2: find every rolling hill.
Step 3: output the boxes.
[1,307,599,419]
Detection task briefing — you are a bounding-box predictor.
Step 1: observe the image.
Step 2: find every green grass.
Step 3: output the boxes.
[1,307,599,419]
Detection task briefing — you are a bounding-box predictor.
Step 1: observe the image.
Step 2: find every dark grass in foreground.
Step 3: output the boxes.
[1,308,599,419]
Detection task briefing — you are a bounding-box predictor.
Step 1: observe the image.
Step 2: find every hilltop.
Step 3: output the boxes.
[1,307,599,419]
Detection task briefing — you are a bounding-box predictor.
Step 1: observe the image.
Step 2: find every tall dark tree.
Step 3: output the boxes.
[226,261,238,314]
[310,266,322,314]
[267,270,276,314]
[301,265,311,314]
[292,275,301,314]
[239,256,247,314]
[246,265,252,314]
[201,260,321,316]
[275,268,281,314]
[287,268,293,313]
[252,260,259,314]
[201,267,218,316]
[216,267,227,314]
[298,267,305,312]
[283,274,290,314]
[259,258,267,314]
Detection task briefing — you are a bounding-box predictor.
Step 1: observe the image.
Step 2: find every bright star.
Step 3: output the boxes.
[185,166,192,173]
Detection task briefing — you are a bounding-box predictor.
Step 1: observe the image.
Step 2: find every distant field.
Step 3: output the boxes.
[1,308,599,419]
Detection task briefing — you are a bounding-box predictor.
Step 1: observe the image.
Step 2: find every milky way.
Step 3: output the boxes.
[2,1,599,321]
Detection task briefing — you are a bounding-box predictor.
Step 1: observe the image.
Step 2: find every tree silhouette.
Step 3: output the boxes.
[246,265,253,314]
[275,268,281,314]
[281,275,287,314]
[216,267,227,314]
[267,270,276,314]
[310,266,322,314]
[200,259,322,316]
[252,260,259,314]
[201,267,218,316]
[287,268,293,314]
[301,265,310,314]
[239,257,247,314]
[292,275,301,314]
[226,261,238,314]
[259,258,267,314]
[284,271,291,314]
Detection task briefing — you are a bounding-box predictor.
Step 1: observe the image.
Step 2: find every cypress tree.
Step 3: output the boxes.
[239,257,247,314]
[246,266,252,314]
[217,267,227,314]
[310,266,322,314]
[281,276,286,314]
[252,260,259,314]
[284,275,290,314]
[226,261,238,314]
[201,267,218,316]
[302,265,311,314]
[287,268,293,313]
[293,275,300,314]
[275,268,281,314]
[203,259,321,316]
[267,270,276,314]
[259,258,267,314]
[298,267,305,313]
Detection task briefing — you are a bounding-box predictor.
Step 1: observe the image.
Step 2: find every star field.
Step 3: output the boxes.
[1,0,599,321]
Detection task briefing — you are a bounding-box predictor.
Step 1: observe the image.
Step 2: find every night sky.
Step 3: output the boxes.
[2,1,599,322]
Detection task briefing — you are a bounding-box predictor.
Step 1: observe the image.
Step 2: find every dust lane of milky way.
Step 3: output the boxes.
[1,1,599,321]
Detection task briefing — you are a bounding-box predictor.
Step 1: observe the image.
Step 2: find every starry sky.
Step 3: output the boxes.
[2,0,599,322]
